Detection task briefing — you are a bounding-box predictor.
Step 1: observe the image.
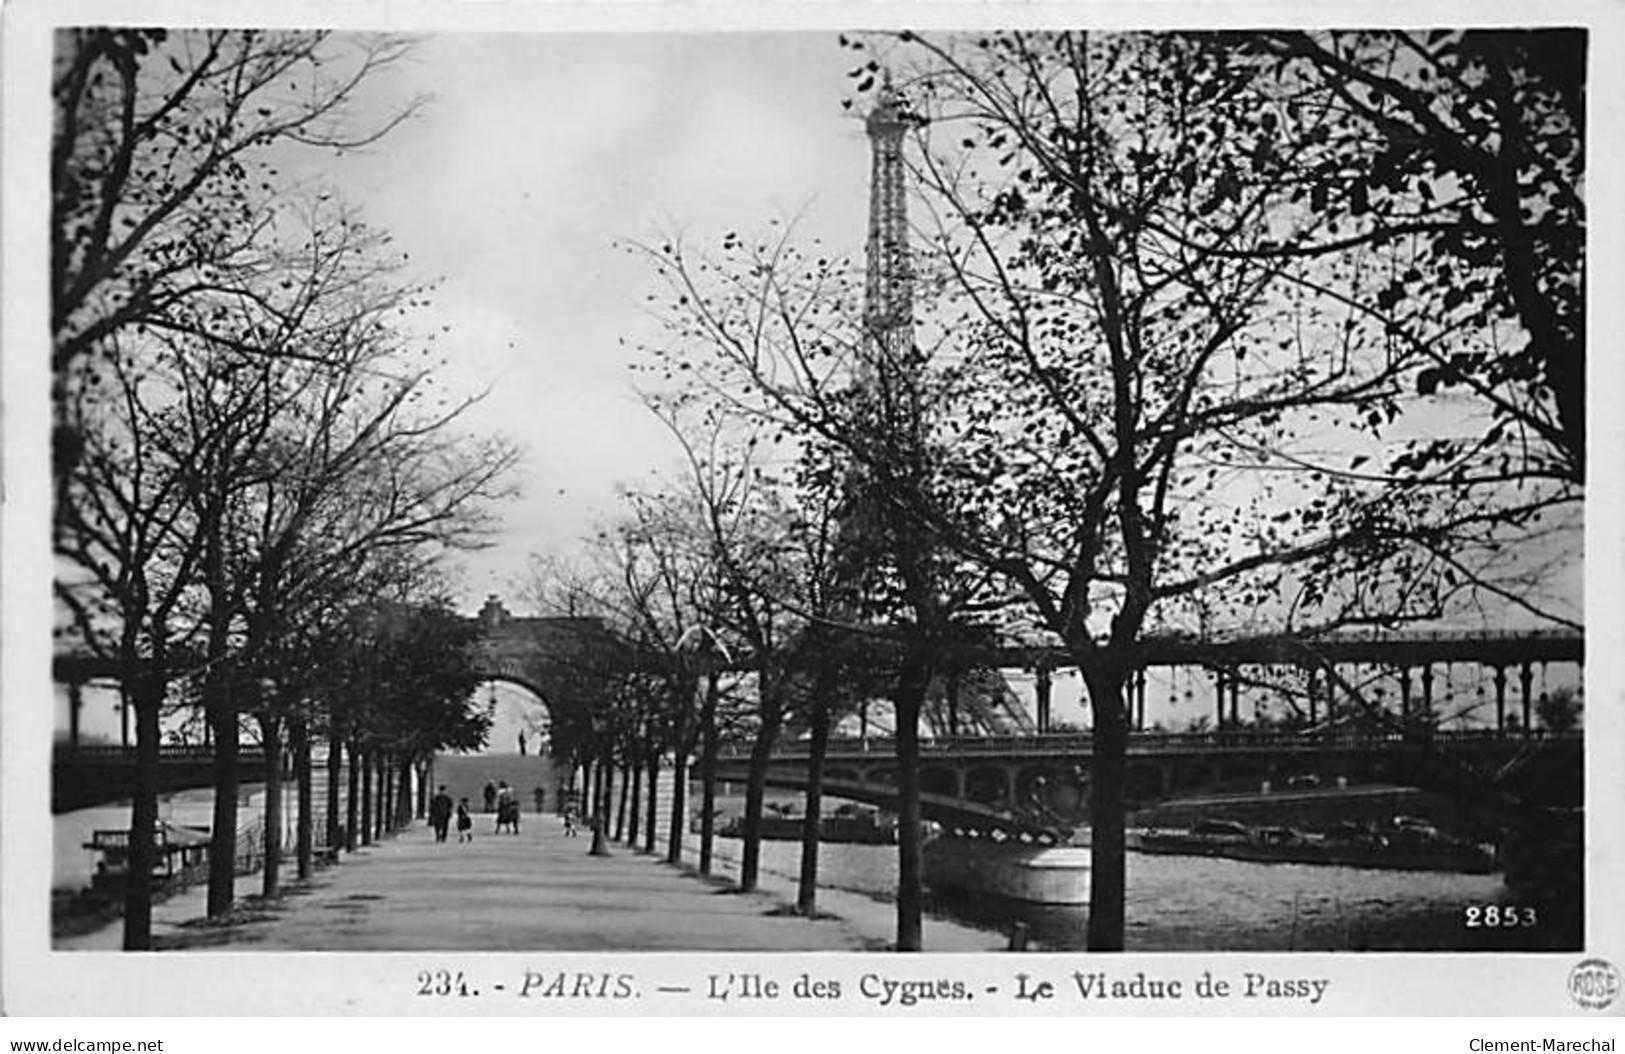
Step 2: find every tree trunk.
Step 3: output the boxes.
[260,714,283,899]
[68,681,83,750]
[346,740,360,852]
[740,679,785,892]
[360,749,373,846]
[389,757,399,830]
[1084,666,1129,952]
[293,716,313,881]
[666,736,690,866]
[122,672,164,950]
[797,676,833,917]
[587,752,612,855]
[628,757,643,846]
[614,763,630,841]
[397,757,414,829]
[893,650,931,952]
[580,757,594,821]
[377,756,390,838]
[643,752,660,855]
[325,723,342,855]
[697,673,720,876]
[205,673,240,918]
[597,755,613,831]
[381,755,394,835]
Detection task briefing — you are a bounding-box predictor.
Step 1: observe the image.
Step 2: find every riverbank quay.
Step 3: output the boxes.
[72,816,1005,952]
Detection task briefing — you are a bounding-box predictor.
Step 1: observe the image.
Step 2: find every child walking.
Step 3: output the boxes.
[456,799,474,843]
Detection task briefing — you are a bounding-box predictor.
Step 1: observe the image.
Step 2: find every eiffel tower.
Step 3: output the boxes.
[845,73,1037,738]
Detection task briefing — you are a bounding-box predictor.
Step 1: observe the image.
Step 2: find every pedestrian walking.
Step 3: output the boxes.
[533,786,546,814]
[562,803,578,837]
[494,781,518,834]
[518,730,527,756]
[482,781,496,814]
[429,785,454,843]
[456,799,473,843]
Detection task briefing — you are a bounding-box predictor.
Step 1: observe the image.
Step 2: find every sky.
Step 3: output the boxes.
[293,30,1588,630]
[302,32,879,613]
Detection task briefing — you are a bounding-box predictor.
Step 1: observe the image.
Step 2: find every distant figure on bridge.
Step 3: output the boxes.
[533,786,546,814]
[456,799,473,843]
[518,731,527,756]
[482,781,497,814]
[429,785,454,843]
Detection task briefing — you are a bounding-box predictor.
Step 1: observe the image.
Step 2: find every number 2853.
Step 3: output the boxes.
[1464,905,1537,928]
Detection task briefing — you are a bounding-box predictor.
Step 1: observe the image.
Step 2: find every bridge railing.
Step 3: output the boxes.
[715,727,1578,761]
[54,743,271,762]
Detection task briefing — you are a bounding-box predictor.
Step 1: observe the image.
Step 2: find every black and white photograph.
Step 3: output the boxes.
[3,0,1620,1022]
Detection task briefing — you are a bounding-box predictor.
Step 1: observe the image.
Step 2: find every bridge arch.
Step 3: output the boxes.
[467,597,634,756]
[920,766,960,798]
[1015,764,1089,825]
[1125,761,1168,800]
[469,677,556,756]
[963,766,1009,807]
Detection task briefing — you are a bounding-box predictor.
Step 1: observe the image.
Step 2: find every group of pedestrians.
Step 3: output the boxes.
[430,780,560,843]
[428,786,474,844]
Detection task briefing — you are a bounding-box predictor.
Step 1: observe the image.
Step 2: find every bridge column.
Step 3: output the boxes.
[1135,669,1147,731]
[1421,664,1435,720]
[1493,666,1508,733]
[1399,668,1412,724]
[1519,663,1534,737]
[1307,672,1319,727]
[1214,668,1226,729]
[1034,665,1053,734]
[1229,672,1241,728]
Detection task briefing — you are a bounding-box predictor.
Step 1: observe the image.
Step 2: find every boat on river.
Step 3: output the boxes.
[717,803,897,845]
[922,835,1091,905]
[1130,818,1497,874]
[83,821,211,893]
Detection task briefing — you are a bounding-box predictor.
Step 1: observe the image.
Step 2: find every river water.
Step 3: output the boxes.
[53,785,277,895]
[701,834,1573,952]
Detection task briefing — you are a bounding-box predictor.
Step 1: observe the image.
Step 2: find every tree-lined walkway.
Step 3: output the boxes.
[136,819,1002,952]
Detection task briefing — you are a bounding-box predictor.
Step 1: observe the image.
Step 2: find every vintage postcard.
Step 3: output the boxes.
[3,0,1621,1022]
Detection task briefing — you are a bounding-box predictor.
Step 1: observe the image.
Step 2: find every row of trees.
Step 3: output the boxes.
[529,395,896,918]
[52,30,515,949]
[569,30,1584,951]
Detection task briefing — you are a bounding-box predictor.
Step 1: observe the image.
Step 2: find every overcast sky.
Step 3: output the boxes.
[304,32,876,612]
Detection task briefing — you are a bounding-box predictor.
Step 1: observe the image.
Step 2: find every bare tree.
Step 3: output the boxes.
[852,29,1575,949]
[634,225,1008,949]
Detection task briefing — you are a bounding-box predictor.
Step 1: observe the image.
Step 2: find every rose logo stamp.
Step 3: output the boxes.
[1569,959,1620,1010]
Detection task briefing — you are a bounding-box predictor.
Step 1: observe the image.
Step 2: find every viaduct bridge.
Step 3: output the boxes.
[712,728,1583,838]
[52,600,1583,825]
[53,744,269,814]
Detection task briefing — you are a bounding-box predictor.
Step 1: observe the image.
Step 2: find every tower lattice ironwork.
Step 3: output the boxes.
[863,74,916,370]
[843,74,1037,737]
